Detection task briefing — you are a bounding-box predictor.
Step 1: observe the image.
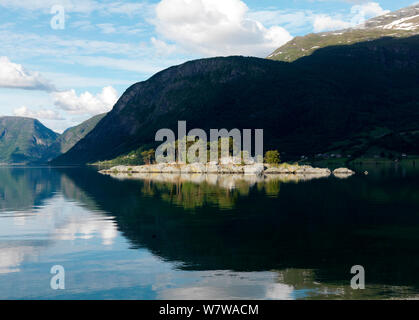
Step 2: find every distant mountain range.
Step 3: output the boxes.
[0,113,105,164]
[4,4,419,165]
[50,113,106,155]
[0,117,59,164]
[268,4,419,62]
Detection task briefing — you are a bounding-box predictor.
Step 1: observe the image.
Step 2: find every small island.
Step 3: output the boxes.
[98,148,355,178]
[99,162,355,178]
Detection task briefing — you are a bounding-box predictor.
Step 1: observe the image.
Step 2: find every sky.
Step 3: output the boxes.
[0,0,416,133]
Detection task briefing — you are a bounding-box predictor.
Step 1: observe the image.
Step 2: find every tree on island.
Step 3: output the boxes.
[264,150,280,165]
[141,149,155,165]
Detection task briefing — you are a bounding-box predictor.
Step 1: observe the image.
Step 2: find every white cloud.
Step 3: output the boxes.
[0,246,39,274]
[250,2,390,34]
[42,71,134,88]
[71,55,177,74]
[0,56,55,91]
[154,0,293,57]
[151,37,177,56]
[0,30,142,59]
[0,0,98,13]
[313,2,389,32]
[0,30,178,76]
[248,10,314,33]
[350,2,390,25]
[313,15,353,32]
[96,23,145,35]
[105,2,149,16]
[13,106,63,120]
[71,20,94,31]
[52,86,119,115]
[96,23,117,34]
[0,0,152,15]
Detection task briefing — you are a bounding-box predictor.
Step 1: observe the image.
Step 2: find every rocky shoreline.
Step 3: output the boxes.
[99,163,355,178]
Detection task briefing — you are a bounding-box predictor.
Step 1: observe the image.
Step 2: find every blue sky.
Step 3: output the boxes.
[0,0,416,132]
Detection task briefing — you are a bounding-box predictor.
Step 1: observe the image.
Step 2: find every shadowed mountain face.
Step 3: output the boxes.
[268,4,419,62]
[0,117,59,164]
[54,35,419,165]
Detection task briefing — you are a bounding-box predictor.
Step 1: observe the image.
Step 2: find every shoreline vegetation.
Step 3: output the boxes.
[95,146,353,178]
[99,162,355,179]
[91,145,419,170]
[96,146,356,179]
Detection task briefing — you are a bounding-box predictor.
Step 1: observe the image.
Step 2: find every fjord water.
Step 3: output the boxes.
[0,164,419,300]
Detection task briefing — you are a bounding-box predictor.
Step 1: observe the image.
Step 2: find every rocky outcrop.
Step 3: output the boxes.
[333,168,355,174]
[265,165,331,176]
[99,163,354,178]
[243,164,264,175]
[102,163,256,175]
[333,167,356,178]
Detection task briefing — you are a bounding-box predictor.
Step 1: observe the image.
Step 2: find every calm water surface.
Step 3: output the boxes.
[0,163,419,299]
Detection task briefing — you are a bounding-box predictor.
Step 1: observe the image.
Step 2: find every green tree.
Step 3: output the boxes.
[141,149,155,165]
[264,150,280,165]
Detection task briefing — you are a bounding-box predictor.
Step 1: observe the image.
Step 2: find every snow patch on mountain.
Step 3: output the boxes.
[382,14,419,31]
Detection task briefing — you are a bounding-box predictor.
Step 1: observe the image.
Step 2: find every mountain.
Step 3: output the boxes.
[268,4,419,62]
[49,113,106,154]
[0,114,106,164]
[0,117,59,164]
[53,32,419,165]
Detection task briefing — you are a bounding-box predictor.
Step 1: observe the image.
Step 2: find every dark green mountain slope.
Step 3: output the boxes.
[0,117,59,164]
[268,4,419,62]
[53,34,419,165]
[0,114,106,164]
[50,113,106,155]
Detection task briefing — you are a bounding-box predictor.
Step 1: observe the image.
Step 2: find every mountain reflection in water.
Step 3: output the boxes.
[0,164,419,299]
